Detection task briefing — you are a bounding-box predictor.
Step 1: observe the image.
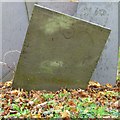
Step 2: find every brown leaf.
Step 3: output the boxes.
[11,90,19,96]
[60,110,70,118]
[112,100,120,109]
[106,83,113,88]
[70,106,77,113]
[63,89,68,94]
[4,94,10,99]
[68,100,76,106]
[54,103,63,110]
[78,91,88,98]
[4,80,12,87]
[89,81,101,88]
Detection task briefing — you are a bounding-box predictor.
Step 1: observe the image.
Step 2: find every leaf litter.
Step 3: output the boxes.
[0,80,120,119]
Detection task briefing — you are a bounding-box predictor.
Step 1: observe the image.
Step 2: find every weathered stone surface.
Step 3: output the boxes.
[75,2,118,85]
[12,4,110,91]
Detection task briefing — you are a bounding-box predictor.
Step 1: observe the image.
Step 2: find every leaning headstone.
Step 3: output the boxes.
[12,4,110,91]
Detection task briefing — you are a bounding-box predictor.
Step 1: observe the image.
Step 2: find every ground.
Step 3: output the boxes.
[0,80,119,119]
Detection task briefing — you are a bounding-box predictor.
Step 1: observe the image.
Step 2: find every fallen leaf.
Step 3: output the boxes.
[68,100,76,106]
[60,110,70,118]
[105,83,113,89]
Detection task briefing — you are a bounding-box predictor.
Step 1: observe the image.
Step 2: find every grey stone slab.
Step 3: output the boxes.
[75,2,118,85]
[1,2,28,82]
[12,4,110,91]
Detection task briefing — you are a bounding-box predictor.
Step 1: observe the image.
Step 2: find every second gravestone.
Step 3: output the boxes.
[12,4,110,91]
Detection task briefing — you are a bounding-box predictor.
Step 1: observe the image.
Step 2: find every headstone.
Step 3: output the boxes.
[1,2,28,82]
[75,2,118,85]
[12,4,110,91]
